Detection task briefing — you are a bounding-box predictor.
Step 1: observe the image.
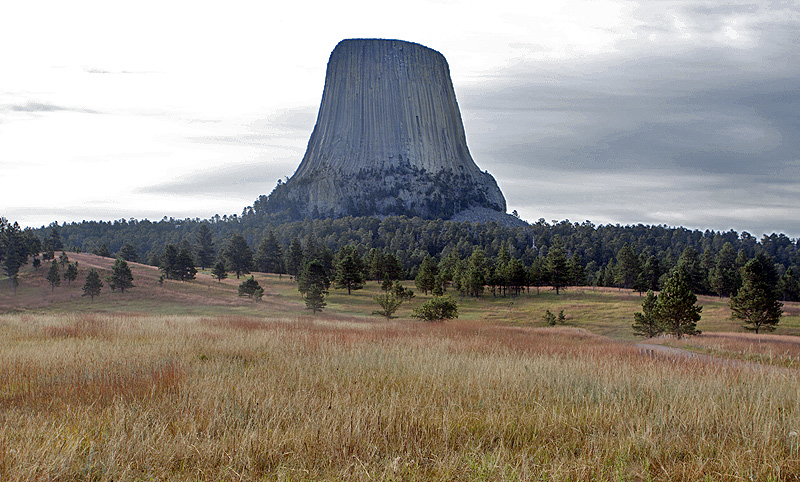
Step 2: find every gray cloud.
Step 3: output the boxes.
[138,161,296,197]
[459,0,800,237]
[9,101,100,114]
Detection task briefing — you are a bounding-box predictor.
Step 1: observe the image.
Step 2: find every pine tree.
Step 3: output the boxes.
[709,242,740,298]
[160,244,179,279]
[730,254,783,334]
[286,238,304,277]
[93,244,111,258]
[46,259,61,291]
[109,258,134,293]
[211,261,228,282]
[82,269,103,301]
[657,271,702,339]
[464,248,487,297]
[223,234,253,279]
[778,267,800,302]
[333,245,365,294]
[305,284,326,314]
[632,290,663,338]
[543,309,557,326]
[546,237,569,295]
[59,251,69,268]
[237,276,262,298]
[194,223,215,270]
[46,225,63,252]
[64,262,78,286]
[373,292,403,320]
[297,260,330,296]
[176,247,197,281]
[568,254,586,288]
[415,255,438,295]
[2,220,29,290]
[615,243,639,290]
[254,230,284,275]
[118,243,139,263]
[676,246,707,295]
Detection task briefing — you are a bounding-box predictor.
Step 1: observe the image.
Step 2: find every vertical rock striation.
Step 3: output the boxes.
[255,38,508,220]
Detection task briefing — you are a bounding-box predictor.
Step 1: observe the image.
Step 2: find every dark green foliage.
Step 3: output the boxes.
[567,254,586,288]
[117,243,139,263]
[638,255,662,293]
[32,257,41,269]
[543,309,557,326]
[415,255,438,295]
[333,245,365,294]
[176,247,197,281]
[305,284,326,314]
[82,269,103,301]
[46,260,60,291]
[731,254,783,334]
[373,292,403,320]
[557,310,566,324]
[45,225,63,251]
[223,234,253,279]
[657,271,702,339]
[58,251,69,268]
[211,261,227,282]
[159,245,179,280]
[109,258,134,293]
[546,237,569,295]
[194,223,215,270]
[463,248,487,297]
[93,244,111,258]
[298,260,330,296]
[64,262,78,285]
[237,276,262,298]
[709,242,740,298]
[286,238,304,276]
[1,219,30,290]
[778,267,800,302]
[253,230,283,275]
[632,290,663,338]
[392,281,414,301]
[615,243,639,290]
[676,246,707,295]
[412,296,458,322]
[253,287,264,301]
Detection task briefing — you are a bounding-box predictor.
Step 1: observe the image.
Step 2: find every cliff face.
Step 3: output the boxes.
[256,39,507,220]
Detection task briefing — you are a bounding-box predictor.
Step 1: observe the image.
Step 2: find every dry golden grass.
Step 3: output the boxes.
[1,313,800,481]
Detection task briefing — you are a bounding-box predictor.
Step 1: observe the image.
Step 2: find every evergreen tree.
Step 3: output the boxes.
[676,246,707,295]
[778,267,800,302]
[305,284,326,314]
[237,275,262,298]
[2,220,29,290]
[46,224,63,252]
[59,251,69,268]
[211,261,228,282]
[253,230,283,275]
[159,244,179,280]
[528,258,547,295]
[223,234,253,279]
[543,309,557,326]
[297,260,330,296]
[176,247,197,281]
[194,223,215,270]
[109,258,134,293]
[567,254,586,288]
[632,290,663,338]
[64,262,78,286]
[286,237,304,276]
[117,243,139,263]
[93,244,111,258]
[392,280,415,301]
[615,243,640,290]
[82,269,103,301]
[415,255,438,295]
[333,245,365,294]
[546,237,569,295]
[657,271,702,339]
[412,296,458,322]
[373,291,403,320]
[506,257,527,295]
[32,257,41,269]
[709,242,740,298]
[730,254,783,334]
[46,259,61,291]
[638,255,662,292]
[464,248,487,297]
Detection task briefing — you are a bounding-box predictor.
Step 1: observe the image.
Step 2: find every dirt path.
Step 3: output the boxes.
[635,343,798,376]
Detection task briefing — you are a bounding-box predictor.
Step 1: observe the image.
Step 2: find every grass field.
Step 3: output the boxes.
[1,253,800,481]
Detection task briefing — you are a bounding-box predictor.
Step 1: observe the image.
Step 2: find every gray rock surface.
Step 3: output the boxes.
[258,38,508,220]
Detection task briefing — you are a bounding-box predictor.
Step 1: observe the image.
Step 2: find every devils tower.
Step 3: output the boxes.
[254,38,509,221]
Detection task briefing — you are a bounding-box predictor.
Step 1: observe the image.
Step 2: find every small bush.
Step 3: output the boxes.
[412,296,458,322]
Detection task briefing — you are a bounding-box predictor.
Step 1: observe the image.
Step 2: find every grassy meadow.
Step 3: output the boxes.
[1,253,800,481]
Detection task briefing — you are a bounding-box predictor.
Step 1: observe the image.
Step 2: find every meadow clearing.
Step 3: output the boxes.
[1,253,800,481]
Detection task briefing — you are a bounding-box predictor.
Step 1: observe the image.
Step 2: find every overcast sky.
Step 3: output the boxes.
[2,0,798,237]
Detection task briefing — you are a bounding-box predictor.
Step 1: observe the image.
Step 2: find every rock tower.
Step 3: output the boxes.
[254,38,508,220]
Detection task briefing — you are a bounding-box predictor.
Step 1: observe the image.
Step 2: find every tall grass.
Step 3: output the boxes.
[1,313,799,481]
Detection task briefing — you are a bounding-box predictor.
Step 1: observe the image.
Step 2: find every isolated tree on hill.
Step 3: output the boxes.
[412,296,458,322]
[730,254,783,334]
[194,223,215,270]
[109,258,134,293]
[46,260,61,291]
[117,243,138,263]
[82,269,103,301]
[223,234,253,279]
[176,247,197,281]
[632,290,663,338]
[211,260,228,282]
[237,276,262,298]
[546,237,569,295]
[159,244,179,279]
[333,245,365,294]
[305,284,326,314]
[657,271,702,339]
[415,255,438,295]
[64,262,78,286]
